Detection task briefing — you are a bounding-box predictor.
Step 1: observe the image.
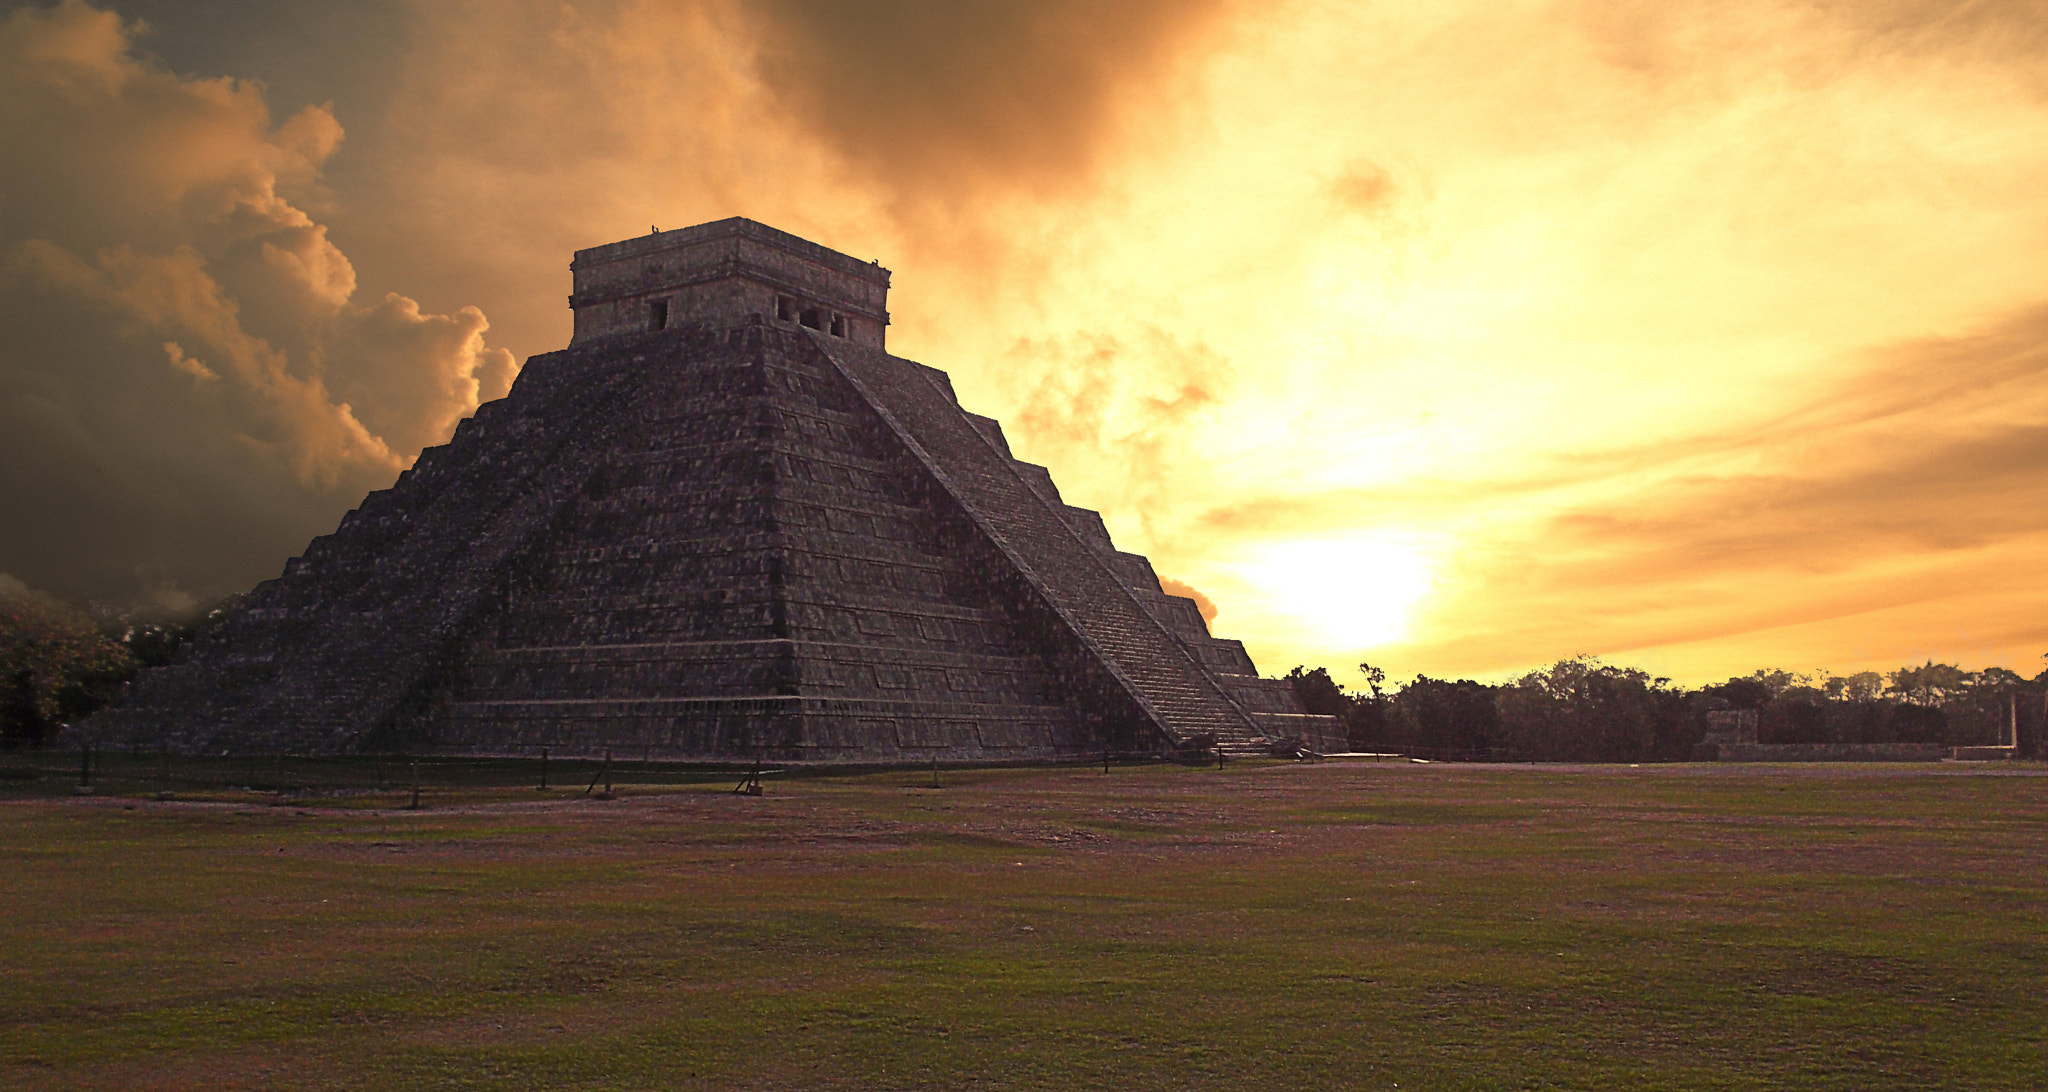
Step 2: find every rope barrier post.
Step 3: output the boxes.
[734,755,764,796]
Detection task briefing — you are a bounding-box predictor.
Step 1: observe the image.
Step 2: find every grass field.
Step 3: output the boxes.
[2,759,2043,1090]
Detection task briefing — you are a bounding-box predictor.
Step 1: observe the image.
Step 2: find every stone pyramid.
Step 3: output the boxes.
[92,219,1339,762]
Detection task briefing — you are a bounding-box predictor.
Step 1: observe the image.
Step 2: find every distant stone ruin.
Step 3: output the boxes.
[1698,709,1758,755]
[1695,709,1946,762]
[90,218,1339,762]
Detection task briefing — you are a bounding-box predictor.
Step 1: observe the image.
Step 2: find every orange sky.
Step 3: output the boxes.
[4,0,2048,687]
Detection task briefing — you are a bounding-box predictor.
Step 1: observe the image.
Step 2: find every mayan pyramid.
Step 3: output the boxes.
[91,218,1339,762]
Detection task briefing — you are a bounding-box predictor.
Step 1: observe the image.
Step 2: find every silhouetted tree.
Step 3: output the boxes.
[1888,661,1970,707]
[113,595,237,669]
[1764,692,1830,744]
[1348,663,1394,751]
[1885,702,1946,744]
[1709,676,1773,712]
[1497,657,1667,762]
[1282,653,2044,762]
[1821,671,1885,702]
[1,594,134,748]
[1396,675,1500,758]
[1283,666,1353,719]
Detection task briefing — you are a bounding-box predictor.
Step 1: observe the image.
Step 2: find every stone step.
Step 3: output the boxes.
[805,329,1263,747]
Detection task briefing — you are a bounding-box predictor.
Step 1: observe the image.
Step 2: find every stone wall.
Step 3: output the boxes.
[569,218,889,347]
[1708,742,1948,762]
[1701,709,1758,747]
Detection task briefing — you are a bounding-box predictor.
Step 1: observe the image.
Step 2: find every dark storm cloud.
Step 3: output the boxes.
[0,2,512,610]
[112,0,411,110]
[742,0,1239,200]
[0,0,1249,612]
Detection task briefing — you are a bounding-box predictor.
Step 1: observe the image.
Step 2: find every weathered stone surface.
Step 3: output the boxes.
[1713,742,1948,762]
[89,218,1339,761]
[569,218,889,347]
[1695,709,1948,761]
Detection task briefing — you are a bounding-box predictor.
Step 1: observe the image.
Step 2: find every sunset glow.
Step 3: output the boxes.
[1230,533,1441,652]
[5,0,2048,685]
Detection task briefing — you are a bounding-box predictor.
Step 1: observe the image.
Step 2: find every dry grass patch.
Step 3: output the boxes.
[2,760,2044,1089]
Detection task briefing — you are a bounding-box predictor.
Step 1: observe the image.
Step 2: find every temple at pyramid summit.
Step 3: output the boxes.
[91,218,1340,762]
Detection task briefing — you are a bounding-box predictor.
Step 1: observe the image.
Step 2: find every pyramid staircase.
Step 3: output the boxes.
[812,335,1270,755]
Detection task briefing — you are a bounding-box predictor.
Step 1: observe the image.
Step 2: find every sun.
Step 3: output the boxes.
[1235,531,1438,650]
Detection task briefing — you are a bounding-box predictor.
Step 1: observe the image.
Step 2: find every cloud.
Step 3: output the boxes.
[0,1,511,611]
[0,573,43,602]
[741,0,1241,203]
[1326,161,1397,214]
[1810,0,2048,73]
[989,327,1232,542]
[1382,298,2048,676]
[1146,286,2048,682]
[325,293,517,453]
[2,0,1245,613]
[1158,576,1218,624]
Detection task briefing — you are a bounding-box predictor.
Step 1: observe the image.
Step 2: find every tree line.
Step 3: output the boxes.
[1,592,227,748]
[1284,657,2043,762]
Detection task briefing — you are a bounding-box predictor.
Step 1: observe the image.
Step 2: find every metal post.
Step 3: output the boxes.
[538,747,550,790]
[734,756,764,796]
[581,748,614,797]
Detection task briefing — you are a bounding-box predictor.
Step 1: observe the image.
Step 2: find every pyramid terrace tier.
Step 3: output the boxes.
[454,638,1064,698]
[428,696,1093,762]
